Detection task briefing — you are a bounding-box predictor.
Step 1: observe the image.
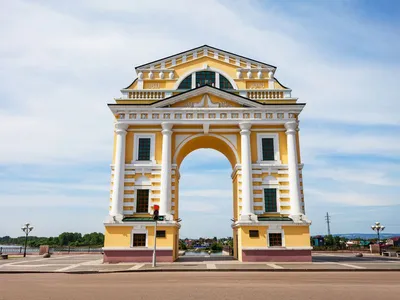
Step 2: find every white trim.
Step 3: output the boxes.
[132,133,156,164]
[133,179,152,213]
[172,133,240,165]
[131,227,148,248]
[257,133,281,164]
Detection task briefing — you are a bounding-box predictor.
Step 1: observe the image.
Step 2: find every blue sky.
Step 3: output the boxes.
[0,0,399,238]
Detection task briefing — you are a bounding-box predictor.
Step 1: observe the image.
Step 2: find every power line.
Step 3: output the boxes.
[325,212,331,235]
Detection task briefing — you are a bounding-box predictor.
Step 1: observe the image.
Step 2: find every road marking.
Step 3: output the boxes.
[129,263,145,270]
[55,259,103,272]
[334,263,366,269]
[10,264,71,267]
[266,263,284,269]
[206,263,217,269]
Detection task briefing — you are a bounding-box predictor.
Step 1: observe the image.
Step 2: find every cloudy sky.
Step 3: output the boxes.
[1,0,399,238]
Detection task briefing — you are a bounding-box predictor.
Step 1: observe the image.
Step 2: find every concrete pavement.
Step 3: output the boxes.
[1,272,399,300]
[1,253,400,273]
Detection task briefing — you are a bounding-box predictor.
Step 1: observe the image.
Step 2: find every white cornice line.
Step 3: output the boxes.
[149,86,263,108]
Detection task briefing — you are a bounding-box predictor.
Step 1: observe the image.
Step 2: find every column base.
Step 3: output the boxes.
[239,213,258,222]
[242,249,312,262]
[104,214,123,223]
[289,214,312,224]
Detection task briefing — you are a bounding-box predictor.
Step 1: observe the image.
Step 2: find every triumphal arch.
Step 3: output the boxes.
[103,45,312,263]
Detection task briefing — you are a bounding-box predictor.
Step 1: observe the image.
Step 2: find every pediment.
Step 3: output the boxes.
[150,85,263,108]
[135,45,276,72]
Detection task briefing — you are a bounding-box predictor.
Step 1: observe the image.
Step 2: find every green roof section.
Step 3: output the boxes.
[122,216,164,222]
[257,216,293,222]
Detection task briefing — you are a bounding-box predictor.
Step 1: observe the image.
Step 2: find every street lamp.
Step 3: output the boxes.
[21,223,34,257]
[371,222,385,243]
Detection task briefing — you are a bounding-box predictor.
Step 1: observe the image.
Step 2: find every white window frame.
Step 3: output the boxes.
[131,227,148,248]
[257,133,281,164]
[267,228,285,248]
[133,133,156,164]
[260,176,280,214]
[262,186,281,214]
[134,187,151,214]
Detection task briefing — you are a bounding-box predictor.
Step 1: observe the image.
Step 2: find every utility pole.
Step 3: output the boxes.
[325,212,331,235]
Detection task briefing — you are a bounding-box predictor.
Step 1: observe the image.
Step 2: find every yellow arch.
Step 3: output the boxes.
[173,134,239,169]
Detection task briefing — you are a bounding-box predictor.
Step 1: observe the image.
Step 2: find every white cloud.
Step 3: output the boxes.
[0,0,399,236]
[306,166,400,187]
[307,188,399,207]
[0,195,106,208]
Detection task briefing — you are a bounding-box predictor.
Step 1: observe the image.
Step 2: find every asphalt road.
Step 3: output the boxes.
[1,272,399,300]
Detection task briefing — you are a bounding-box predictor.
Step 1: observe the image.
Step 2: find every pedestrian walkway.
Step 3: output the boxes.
[1,253,399,273]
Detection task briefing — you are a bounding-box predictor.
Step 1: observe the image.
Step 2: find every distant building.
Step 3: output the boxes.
[387,236,400,247]
[312,235,325,247]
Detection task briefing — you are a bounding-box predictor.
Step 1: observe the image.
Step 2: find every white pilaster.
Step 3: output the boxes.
[160,122,173,220]
[239,122,256,221]
[285,121,303,222]
[110,122,128,222]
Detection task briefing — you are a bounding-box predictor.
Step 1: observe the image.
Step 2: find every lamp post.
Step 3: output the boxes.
[371,222,385,243]
[21,223,34,257]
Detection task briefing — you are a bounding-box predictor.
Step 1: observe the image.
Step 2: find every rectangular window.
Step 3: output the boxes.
[262,138,275,161]
[264,188,277,213]
[136,189,149,213]
[269,233,282,247]
[249,230,259,238]
[133,233,146,247]
[138,138,151,161]
[156,230,166,238]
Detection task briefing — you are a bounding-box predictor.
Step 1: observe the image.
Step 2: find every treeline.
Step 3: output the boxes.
[0,232,104,247]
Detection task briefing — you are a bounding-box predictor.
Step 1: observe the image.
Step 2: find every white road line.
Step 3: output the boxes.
[129,263,145,270]
[55,259,103,272]
[266,263,284,269]
[206,264,217,269]
[10,264,71,267]
[334,263,366,269]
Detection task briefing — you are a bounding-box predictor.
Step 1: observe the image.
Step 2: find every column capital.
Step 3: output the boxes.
[115,122,128,134]
[239,122,252,134]
[161,122,173,133]
[284,121,298,135]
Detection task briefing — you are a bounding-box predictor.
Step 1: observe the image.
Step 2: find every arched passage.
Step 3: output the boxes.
[173,133,239,258]
[173,134,239,169]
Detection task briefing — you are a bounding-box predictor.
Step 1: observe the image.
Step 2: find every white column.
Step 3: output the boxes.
[239,122,255,220]
[285,121,303,220]
[110,122,128,221]
[160,122,173,219]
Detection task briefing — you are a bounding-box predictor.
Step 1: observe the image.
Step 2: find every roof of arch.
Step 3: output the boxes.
[135,45,276,71]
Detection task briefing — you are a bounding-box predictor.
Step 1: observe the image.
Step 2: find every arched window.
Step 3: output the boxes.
[177,75,192,89]
[176,71,235,90]
[195,71,215,87]
[219,74,233,89]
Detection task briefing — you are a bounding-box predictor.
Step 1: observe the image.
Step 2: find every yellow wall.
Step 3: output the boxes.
[283,226,310,247]
[239,226,268,247]
[147,226,176,248]
[104,226,132,247]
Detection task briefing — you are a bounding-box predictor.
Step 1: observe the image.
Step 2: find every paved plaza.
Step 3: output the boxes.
[1,272,400,300]
[0,253,400,273]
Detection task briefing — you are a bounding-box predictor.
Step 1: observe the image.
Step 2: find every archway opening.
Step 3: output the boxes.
[177,148,234,259]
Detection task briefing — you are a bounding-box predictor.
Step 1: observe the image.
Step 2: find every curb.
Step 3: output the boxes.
[1,268,400,274]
